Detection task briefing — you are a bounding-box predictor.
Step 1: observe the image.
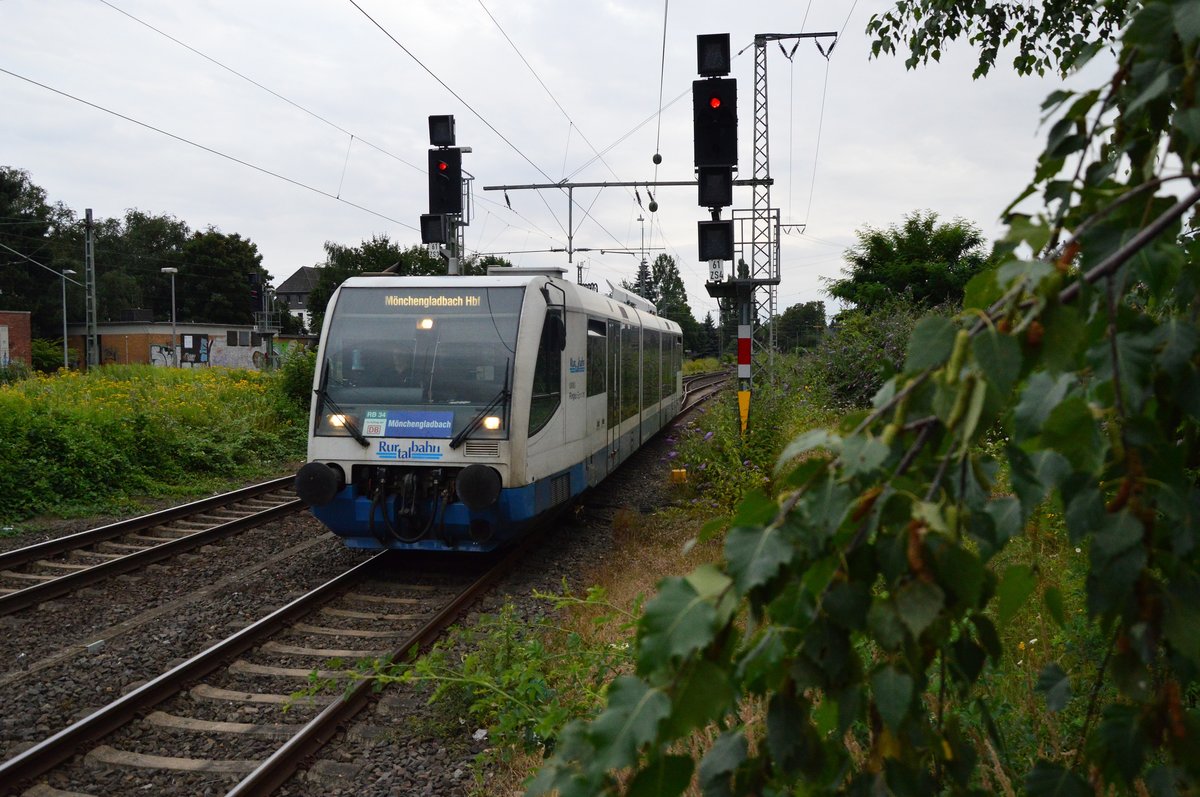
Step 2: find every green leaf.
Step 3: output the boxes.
[766,691,808,770]
[626,755,694,797]
[1009,447,1070,520]
[871,665,913,731]
[776,429,839,472]
[998,257,1054,289]
[735,627,789,691]
[638,577,717,671]
[840,434,890,476]
[1035,662,1072,711]
[1014,371,1073,440]
[972,328,1022,396]
[868,599,907,652]
[905,316,957,372]
[997,564,1037,626]
[824,580,871,629]
[686,564,736,626]
[589,677,670,772]
[984,497,1024,548]
[1087,704,1147,784]
[971,615,1002,662]
[895,580,945,639]
[1163,572,1200,666]
[731,489,777,526]
[664,659,733,738]
[1041,396,1104,473]
[1177,1,1200,44]
[1126,67,1173,114]
[963,267,1000,309]
[933,541,986,609]
[725,524,794,595]
[697,730,747,797]
[1025,760,1090,797]
[1044,586,1066,627]
[1039,303,1085,373]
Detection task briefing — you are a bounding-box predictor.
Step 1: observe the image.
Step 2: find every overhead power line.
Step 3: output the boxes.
[96,0,424,175]
[0,66,414,230]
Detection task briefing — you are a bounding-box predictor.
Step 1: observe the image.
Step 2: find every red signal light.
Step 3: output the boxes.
[438,160,448,172]
[709,96,721,109]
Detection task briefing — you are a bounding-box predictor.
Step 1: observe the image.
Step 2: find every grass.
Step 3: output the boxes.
[0,364,309,527]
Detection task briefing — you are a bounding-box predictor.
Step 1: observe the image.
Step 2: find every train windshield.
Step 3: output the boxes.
[315,286,523,440]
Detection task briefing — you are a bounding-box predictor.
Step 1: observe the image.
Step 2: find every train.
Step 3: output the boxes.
[294,266,683,552]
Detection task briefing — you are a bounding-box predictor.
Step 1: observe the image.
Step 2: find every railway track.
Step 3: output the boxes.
[0,540,530,795]
[681,369,730,412]
[0,478,302,616]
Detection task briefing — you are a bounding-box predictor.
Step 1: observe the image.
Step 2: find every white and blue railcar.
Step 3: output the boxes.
[294,267,683,551]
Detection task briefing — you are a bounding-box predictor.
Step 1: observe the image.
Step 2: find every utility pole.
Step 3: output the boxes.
[84,208,98,369]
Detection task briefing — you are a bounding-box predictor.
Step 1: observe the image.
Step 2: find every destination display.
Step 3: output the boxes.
[384,294,483,308]
[363,410,455,438]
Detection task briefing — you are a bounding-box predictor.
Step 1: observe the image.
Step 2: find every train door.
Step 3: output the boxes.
[607,319,620,471]
[585,319,607,484]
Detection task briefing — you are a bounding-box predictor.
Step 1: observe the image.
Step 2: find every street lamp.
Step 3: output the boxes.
[61,268,76,369]
[161,267,178,367]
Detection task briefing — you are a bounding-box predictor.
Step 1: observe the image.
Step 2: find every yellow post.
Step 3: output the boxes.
[737,390,750,434]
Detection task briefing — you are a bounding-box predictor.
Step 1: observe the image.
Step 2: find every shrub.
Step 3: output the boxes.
[30,339,67,373]
[800,297,931,408]
[273,345,317,413]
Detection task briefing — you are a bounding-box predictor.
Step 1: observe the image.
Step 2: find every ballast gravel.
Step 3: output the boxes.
[2,422,685,796]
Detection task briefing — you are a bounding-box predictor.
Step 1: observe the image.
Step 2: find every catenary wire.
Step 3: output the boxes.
[95,0,424,175]
[0,67,414,230]
[345,0,571,240]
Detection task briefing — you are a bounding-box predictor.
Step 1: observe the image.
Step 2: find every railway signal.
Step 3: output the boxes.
[692,77,737,170]
[428,148,462,215]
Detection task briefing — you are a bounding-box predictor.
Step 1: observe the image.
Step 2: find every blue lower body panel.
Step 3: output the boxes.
[309,464,585,552]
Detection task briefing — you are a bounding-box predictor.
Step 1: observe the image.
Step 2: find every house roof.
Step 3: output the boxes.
[276,266,320,294]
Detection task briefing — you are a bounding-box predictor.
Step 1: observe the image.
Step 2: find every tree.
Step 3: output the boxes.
[649,255,701,352]
[775,300,826,351]
[698,312,719,358]
[180,229,265,325]
[0,167,77,338]
[827,210,991,313]
[531,1,1200,794]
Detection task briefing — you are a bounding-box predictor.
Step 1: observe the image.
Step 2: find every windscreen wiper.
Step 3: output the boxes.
[313,360,370,448]
[449,359,510,450]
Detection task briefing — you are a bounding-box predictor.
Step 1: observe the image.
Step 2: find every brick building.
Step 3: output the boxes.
[0,311,32,367]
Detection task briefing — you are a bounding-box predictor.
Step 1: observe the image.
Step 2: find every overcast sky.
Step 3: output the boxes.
[2,0,1103,320]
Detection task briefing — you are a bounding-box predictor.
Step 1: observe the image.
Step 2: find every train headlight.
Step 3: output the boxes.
[328,413,349,428]
[417,318,435,331]
[482,416,502,431]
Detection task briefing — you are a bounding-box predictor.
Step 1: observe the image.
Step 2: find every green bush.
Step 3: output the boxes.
[30,339,67,373]
[274,345,317,413]
[0,359,31,385]
[674,353,836,512]
[800,297,931,408]
[0,365,308,523]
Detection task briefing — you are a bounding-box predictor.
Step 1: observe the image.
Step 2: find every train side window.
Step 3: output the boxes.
[621,323,639,420]
[608,319,621,428]
[586,320,606,397]
[529,311,563,435]
[642,328,660,409]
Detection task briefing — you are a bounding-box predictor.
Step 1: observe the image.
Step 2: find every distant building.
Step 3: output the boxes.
[276,266,320,329]
[0,310,32,367]
[65,321,312,370]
